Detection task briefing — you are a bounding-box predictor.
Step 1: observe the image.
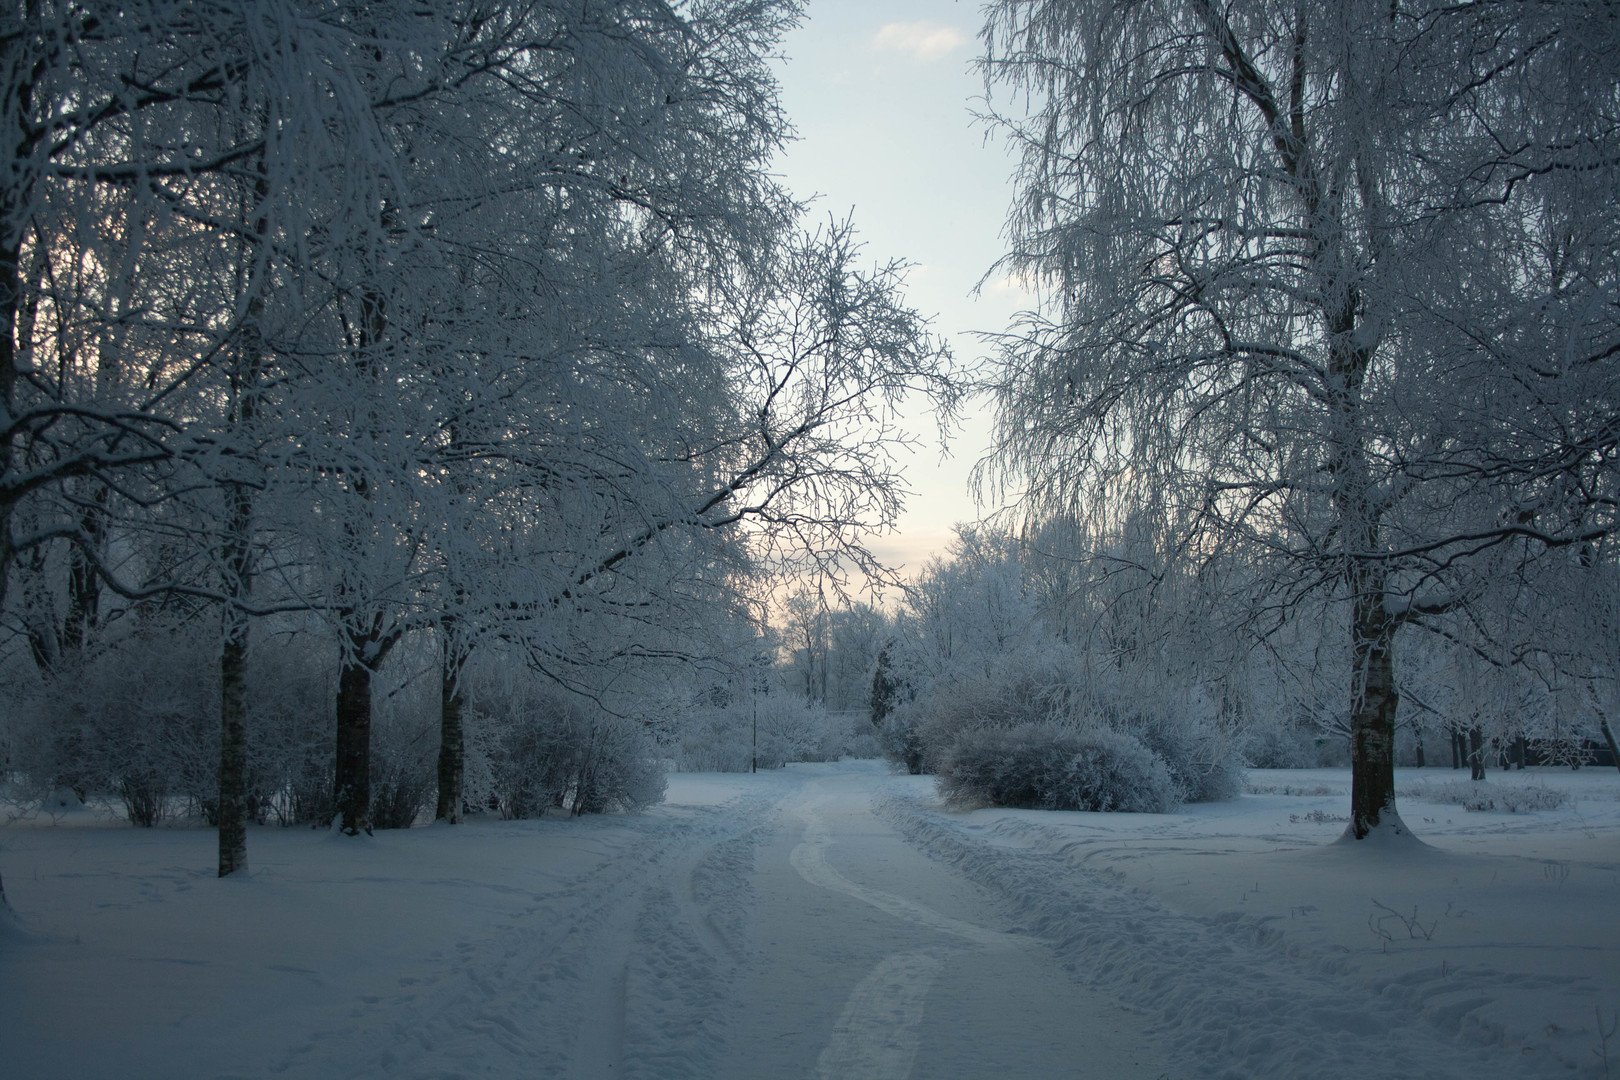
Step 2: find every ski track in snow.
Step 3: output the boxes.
[877,789,1580,1080]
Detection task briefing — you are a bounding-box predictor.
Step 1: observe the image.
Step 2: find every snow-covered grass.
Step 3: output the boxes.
[0,770,789,1078]
[2,763,1616,1078]
[1402,776,1572,813]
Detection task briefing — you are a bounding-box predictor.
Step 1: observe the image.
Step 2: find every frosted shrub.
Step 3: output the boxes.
[570,714,667,814]
[368,709,438,830]
[879,703,927,775]
[675,708,753,772]
[914,663,1068,766]
[673,696,832,772]
[881,656,1073,776]
[246,640,335,826]
[479,688,666,817]
[753,696,822,768]
[11,628,218,825]
[798,705,881,762]
[938,723,1178,813]
[1134,707,1244,804]
[840,713,883,760]
[1240,722,1318,769]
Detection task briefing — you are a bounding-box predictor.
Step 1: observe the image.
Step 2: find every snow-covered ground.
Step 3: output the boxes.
[2,761,1616,1079]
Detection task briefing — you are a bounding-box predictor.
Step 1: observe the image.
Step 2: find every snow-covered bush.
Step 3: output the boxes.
[8,627,218,825]
[883,651,1243,806]
[878,705,927,775]
[1132,705,1244,804]
[1240,722,1319,769]
[672,696,851,771]
[673,707,754,773]
[473,684,665,817]
[840,713,883,760]
[367,696,438,830]
[569,715,667,814]
[938,722,1178,813]
[879,649,1076,776]
[245,639,335,827]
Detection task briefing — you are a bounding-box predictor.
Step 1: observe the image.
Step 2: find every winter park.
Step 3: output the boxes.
[2,2,1619,1079]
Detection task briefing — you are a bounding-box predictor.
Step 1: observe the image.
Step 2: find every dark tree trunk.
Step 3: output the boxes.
[1450,726,1465,769]
[1347,603,1400,838]
[1468,725,1486,781]
[61,492,104,653]
[1600,718,1620,775]
[216,156,267,876]
[333,653,374,835]
[218,614,250,875]
[1413,723,1425,769]
[435,629,466,824]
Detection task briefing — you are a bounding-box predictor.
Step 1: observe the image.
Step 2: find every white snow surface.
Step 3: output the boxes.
[1,761,1616,1079]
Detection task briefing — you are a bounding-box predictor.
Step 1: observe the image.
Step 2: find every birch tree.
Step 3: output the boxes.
[979,0,1620,838]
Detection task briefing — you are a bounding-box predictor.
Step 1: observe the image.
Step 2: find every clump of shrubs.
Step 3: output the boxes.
[938,723,1178,813]
[674,696,878,772]
[7,625,221,827]
[466,682,666,818]
[882,660,1243,814]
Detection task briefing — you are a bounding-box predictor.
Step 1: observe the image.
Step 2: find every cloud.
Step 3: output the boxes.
[871,21,969,62]
[984,269,1037,296]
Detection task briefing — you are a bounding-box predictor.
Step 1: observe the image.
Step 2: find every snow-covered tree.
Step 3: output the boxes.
[0,0,957,894]
[978,0,1620,839]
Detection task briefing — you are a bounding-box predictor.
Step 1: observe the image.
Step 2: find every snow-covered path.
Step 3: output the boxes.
[708,767,1164,1080]
[4,760,1615,1078]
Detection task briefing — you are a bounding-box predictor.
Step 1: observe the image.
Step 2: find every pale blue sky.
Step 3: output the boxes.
[772,2,1030,577]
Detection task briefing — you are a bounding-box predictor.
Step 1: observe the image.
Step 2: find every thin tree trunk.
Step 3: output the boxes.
[216,153,268,877]
[1413,723,1425,769]
[1468,725,1486,781]
[435,626,466,824]
[218,611,250,874]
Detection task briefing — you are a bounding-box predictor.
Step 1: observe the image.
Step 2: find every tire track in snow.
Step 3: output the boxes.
[269,788,778,1080]
[618,807,778,1080]
[787,777,1027,1079]
[812,951,942,1080]
[789,779,1025,951]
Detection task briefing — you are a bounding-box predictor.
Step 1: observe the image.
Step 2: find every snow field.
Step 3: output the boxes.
[3,762,1615,1079]
[0,771,788,1079]
[880,766,1620,1079]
